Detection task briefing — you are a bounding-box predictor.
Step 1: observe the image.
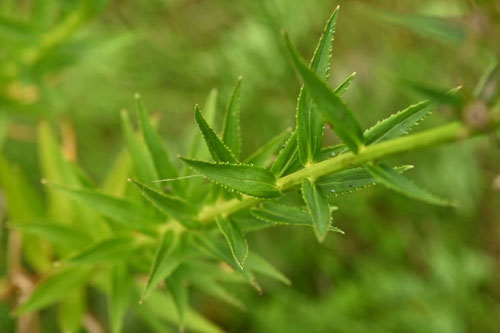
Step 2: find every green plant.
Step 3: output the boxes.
[2,6,499,333]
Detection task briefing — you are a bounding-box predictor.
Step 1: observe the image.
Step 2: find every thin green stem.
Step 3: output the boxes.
[198,119,499,224]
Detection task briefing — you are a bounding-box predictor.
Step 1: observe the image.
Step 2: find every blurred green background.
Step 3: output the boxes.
[1,0,499,332]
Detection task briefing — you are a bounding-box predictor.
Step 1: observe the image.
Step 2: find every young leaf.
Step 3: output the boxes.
[110,264,131,333]
[64,237,137,264]
[334,72,356,97]
[216,216,249,269]
[181,158,281,198]
[8,220,91,248]
[143,231,184,300]
[302,178,331,242]
[317,165,414,196]
[222,77,242,158]
[365,163,454,206]
[189,89,218,160]
[165,269,188,330]
[130,179,201,229]
[364,100,435,145]
[284,33,364,153]
[195,105,237,163]
[243,128,291,167]
[15,268,91,315]
[296,7,339,165]
[246,252,291,286]
[269,131,298,177]
[136,94,179,189]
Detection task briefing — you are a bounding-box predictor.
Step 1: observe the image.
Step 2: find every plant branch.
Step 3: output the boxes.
[198,117,500,224]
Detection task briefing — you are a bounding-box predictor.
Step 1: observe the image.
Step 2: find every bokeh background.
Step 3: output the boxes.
[1,0,499,332]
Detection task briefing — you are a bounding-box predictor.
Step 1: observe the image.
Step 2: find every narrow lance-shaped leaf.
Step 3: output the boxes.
[216,216,249,269]
[130,179,201,229]
[269,131,298,177]
[246,252,291,286]
[364,100,435,145]
[302,178,331,242]
[189,89,218,160]
[165,269,188,330]
[334,72,356,97]
[181,158,280,198]
[135,94,180,191]
[284,33,364,153]
[187,272,245,309]
[195,105,237,163]
[243,127,291,167]
[142,230,184,300]
[110,264,131,333]
[365,163,454,206]
[64,237,137,265]
[222,77,243,158]
[296,7,339,165]
[15,267,91,315]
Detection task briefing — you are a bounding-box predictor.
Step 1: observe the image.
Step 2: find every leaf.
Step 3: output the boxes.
[143,231,184,300]
[195,105,237,163]
[130,179,200,229]
[400,79,463,107]
[52,185,160,234]
[65,237,137,264]
[101,148,131,196]
[302,178,331,242]
[165,269,188,330]
[181,158,280,198]
[58,288,85,333]
[246,252,290,286]
[334,72,356,97]
[296,7,339,165]
[8,220,91,248]
[15,267,91,315]
[187,273,244,310]
[121,109,158,184]
[284,33,364,153]
[216,216,248,269]
[317,165,414,196]
[318,144,348,160]
[189,89,218,160]
[365,163,454,206]
[222,77,242,158]
[243,127,291,167]
[269,131,298,177]
[136,94,179,191]
[110,265,131,333]
[364,100,435,145]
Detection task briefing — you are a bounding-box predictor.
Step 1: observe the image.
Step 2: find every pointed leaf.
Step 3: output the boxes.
[130,179,200,229]
[110,264,131,333]
[365,163,454,206]
[65,237,137,264]
[269,131,298,177]
[216,216,248,269]
[364,100,435,145]
[302,178,331,242]
[195,105,237,163]
[246,252,290,285]
[188,273,244,309]
[143,231,184,300]
[165,269,188,330]
[334,72,356,97]
[15,268,91,315]
[222,77,242,158]
[284,33,364,153]
[181,158,280,198]
[244,128,291,167]
[189,89,218,160]
[296,7,338,165]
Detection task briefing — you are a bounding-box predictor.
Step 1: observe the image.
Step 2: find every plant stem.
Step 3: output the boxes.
[198,118,500,224]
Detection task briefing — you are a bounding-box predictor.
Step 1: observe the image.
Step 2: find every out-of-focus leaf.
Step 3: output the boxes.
[364,100,435,145]
[8,220,91,248]
[165,269,188,330]
[0,113,7,148]
[222,77,242,158]
[130,179,200,229]
[58,288,84,333]
[284,33,364,153]
[296,7,338,165]
[121,110,158,185]
[136,94,179,191]
[401,79,463,106]
[187,272,244,309]
[15,268,91,315]
[246,252,290,286]
[181,158,280,198]
[65,237,137,264]
[302,178,331,242]
[270,131,298,177]
[109,264,131,333]
[365,163,454,206]
[317,165,414,196]
[101,148,130,196]
[244,128,291,167]
[195,105,237,163]
[216,216,248,269]
[143,231,184,300]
